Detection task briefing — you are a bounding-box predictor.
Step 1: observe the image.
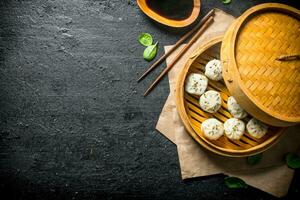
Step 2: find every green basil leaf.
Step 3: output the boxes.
[143,42,158,61]
[247,153,262,165]
[138,33,153,46]
[222,0,231,4]
[285,153,300,169]
[224,177,248,189]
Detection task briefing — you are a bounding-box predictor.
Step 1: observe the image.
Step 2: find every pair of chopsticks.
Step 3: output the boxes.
[138,9,215,96]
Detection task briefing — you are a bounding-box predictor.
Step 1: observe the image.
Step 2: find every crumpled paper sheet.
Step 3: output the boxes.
[155,9,300,198]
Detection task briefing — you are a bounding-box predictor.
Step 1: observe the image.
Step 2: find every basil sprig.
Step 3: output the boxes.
[222,0,231,4]
[247,153,262,165]
[138,33,153,46]
[138,32,158,61]
[285,153,300,169]
[224,177,248,189]
[143,42,158,61]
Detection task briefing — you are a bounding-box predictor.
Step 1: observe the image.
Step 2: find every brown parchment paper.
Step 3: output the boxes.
[155,9,300,197]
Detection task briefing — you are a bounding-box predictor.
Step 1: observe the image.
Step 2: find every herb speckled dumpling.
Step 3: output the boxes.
[201,118,224,140]
[224,118,245,140]
[205,59,222,81]
[246,118,268,139]
[199,90,222,113]
[227,96,248,119]
[185,73,208,95]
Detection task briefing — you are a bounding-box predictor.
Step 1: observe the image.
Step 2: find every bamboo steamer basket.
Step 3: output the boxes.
[176,3,299,157]
[221,3,300,127]
[137,0,201,27]
[176,36,285,157]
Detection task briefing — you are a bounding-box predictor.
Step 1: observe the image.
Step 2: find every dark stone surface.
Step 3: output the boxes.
[0,0,299,199]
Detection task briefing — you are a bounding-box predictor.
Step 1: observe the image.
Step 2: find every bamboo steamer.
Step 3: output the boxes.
[176,36,285,157]
[176,3,299,157]
[221,3,300,127]
[137,0,201,27]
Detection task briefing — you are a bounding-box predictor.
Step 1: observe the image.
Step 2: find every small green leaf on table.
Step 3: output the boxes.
[143,42,158,61]
[285,153,300,169]
[224,177,248,189]
[222,0,231,4]
[247,153,262,165]
[138,33,153,46]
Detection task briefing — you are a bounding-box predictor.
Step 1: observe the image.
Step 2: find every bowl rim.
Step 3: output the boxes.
[137,0,201,28]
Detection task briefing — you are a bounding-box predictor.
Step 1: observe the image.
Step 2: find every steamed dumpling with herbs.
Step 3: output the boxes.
[246,118,268,139]
[185,73,208,95]
[227,96,248,119]
[205,59,222,81]
[201,118,224,140]
[224,118,245,140]
[199,90,222,113]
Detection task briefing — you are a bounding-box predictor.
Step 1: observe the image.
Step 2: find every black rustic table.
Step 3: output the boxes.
[0,0,299,199]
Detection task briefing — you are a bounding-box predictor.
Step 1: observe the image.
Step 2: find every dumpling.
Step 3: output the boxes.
[199,90,222,113]
[205,59,222,81]
[246,118,268,139]
[224,118,245,140]
[201,118,224,140]
[227,96,248,119]
[185,73,208,95]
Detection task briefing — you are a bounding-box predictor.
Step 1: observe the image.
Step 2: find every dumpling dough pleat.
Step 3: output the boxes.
[185,73,208,95]
[205,59,222,81]
[201,118,224,140]
[246,118,268,139]
[224,118,245,140]
[227,96,247,119]
[199,90,222,113]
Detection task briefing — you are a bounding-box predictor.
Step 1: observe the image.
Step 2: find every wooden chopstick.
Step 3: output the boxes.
[137,9,215,82]
[143,16,214,97]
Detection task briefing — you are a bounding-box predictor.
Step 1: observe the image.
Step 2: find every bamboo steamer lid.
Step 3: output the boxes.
[221,3,300,127]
